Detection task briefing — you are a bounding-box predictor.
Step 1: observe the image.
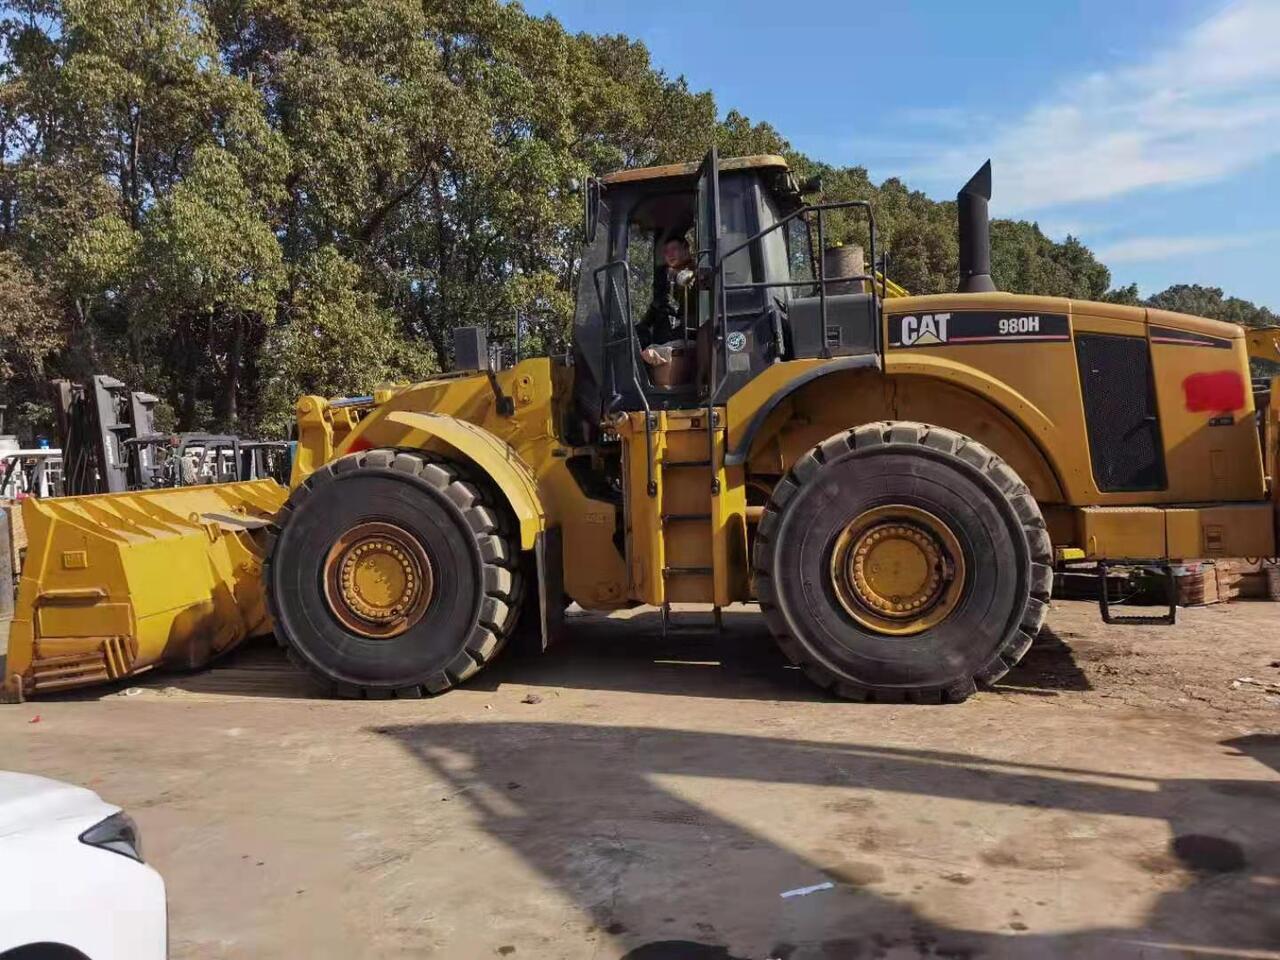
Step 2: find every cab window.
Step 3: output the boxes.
[625,217,657,330]
[716,175,762,315]
[786,212,817,290]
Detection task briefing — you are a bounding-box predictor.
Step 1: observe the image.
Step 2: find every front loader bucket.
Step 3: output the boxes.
[3,480,288,699]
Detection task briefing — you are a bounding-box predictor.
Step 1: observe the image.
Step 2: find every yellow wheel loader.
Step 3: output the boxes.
[7,150,1279,702]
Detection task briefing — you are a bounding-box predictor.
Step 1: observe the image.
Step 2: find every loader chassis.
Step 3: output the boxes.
[6,151,1277,702]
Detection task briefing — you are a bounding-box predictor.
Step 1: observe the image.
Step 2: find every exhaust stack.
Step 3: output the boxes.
[957,160,996,293]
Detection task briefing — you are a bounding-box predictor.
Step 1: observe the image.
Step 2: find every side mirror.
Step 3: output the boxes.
[583,177,601,242]
[798,174,823,196]
[452,326,489,372]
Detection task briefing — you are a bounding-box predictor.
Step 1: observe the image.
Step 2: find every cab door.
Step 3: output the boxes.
[695,146,722,337]
[695,149,773,397]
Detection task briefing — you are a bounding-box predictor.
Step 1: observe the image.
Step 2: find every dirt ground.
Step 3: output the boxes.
[3,599,1279,960]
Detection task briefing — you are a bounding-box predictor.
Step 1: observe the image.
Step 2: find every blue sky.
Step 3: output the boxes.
[524,0,1280,309]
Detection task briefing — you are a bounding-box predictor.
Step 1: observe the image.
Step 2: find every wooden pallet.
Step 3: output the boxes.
[1234,562,1280,600]
[1058,559,1274,608]
[1168,560,1240,606]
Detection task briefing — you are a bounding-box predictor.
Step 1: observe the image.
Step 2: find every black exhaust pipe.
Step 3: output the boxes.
[957,160,995,293]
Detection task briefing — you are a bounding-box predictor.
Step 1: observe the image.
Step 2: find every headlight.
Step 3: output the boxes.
[79,811,144,863]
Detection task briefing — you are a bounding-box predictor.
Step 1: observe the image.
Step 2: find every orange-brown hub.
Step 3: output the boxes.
[829,505,965,635]
[322,521,433,638]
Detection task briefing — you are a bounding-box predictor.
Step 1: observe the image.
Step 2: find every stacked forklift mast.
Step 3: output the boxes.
[51,375,289,494]
[52,376,157,496]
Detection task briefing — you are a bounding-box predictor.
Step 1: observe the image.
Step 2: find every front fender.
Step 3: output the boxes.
[339,409,546,551]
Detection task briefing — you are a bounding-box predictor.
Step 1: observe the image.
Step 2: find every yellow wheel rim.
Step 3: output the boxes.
[829,505,965,636]
[322,521,433,638]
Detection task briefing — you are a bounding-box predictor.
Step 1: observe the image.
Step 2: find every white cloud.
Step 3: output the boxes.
[905,0,1280,214]
[1095,233,1269,263]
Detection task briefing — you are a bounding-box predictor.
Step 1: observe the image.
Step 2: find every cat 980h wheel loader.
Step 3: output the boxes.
[7,150,1279,702]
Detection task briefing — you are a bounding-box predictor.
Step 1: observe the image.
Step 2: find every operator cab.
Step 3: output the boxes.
[573,150,882,429]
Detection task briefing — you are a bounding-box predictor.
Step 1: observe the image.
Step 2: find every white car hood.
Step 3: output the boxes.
[0,771,113,837]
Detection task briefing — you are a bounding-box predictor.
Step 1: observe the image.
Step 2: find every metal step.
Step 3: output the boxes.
[664,459,711,468]
[663,565,713,577]
[661,603,724,638]
[661,513,711,523]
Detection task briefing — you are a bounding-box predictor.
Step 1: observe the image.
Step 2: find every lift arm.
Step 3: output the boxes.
[1245,326,1280,365]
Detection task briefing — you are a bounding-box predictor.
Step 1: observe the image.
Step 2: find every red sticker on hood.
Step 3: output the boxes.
[1182,370,1245,412]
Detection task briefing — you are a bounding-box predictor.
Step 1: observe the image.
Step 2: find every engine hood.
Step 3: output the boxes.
[885,291,1244,341]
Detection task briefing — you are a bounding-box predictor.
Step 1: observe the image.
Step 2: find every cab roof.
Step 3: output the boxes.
[600,154,789,186]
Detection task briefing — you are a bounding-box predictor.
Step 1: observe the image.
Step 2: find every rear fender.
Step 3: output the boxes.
[728,359,1066,504]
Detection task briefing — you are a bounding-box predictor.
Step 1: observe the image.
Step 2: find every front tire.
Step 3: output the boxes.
[753,422,1052,703]
[264,449,521,698]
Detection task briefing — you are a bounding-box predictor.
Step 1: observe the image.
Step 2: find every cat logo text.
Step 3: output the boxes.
[899,313,950,346]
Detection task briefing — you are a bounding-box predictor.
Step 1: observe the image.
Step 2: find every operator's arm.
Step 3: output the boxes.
[634,302,665,366]
[635,302,658,349]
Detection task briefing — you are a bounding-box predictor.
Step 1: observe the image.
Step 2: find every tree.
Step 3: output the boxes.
[991,224,1111,300]
[1102,283,1143,306]
[0,249,61,430]
[717,109,791,157]
[259,246,433,434]
[0,0,1271,445]
[138,145,285,428]
[1146,284,1278,329]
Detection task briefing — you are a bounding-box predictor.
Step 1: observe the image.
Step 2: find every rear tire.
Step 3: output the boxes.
[264,449,522,698]
[753,421,1052,703]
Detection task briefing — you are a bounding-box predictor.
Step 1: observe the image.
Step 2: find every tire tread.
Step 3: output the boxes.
[752,421,1054,704]
[264,448,527,699]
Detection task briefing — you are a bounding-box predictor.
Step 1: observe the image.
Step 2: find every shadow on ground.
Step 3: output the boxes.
[995,626,1093,695]
[480,607,1094,701]
[372,722,1280,959]
[477,606,821,702]
[25,605,1096,703]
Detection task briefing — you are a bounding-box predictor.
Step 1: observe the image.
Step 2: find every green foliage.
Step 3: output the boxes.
[991,225,1112,300]
[1146,284,1278,329]
[259,246,433,433]
[0,249,60,431]
[141,146,283,325]
[0,0,1272,442]
[0,249,59,370]
[1102,283,1143,306]
[716,109,791,157]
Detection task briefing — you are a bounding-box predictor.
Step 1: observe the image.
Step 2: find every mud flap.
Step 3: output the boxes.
[505,527,564,656]
[536,527,565,651]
